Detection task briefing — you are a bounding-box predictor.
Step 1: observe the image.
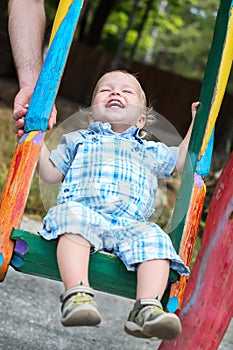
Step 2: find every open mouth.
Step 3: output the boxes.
[106,99,125,108]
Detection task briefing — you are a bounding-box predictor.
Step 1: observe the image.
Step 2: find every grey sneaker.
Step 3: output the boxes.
[60,284,101,327]
[124,298,182,339]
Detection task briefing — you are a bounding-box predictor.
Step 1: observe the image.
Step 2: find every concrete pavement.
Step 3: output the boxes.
[0,216,232,350]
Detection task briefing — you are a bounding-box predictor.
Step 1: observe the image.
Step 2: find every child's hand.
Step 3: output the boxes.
[191,101,200,120]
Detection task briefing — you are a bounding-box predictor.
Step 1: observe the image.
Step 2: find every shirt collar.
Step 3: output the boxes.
[88,122,144,141]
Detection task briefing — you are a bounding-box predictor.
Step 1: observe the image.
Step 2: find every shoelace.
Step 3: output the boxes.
[71,292,93,306]
[149,305,164,313]
[138,305,164,322]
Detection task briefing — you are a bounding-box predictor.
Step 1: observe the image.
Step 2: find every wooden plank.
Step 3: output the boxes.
[161,1,233,340]
[169,0,232,252]
[0,132,44,280]
[167,174,206,313]
[200,3,233,155]
[49,0,80,45]
[0,0,84,281]
[24,0,84,132]
[10,230,136,298]
[159,151,233,350]
[10,229,178,304]
[166,0,233,316]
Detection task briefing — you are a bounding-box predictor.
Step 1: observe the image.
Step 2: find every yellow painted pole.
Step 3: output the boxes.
[49,0,83,46]
[200,7,233,156]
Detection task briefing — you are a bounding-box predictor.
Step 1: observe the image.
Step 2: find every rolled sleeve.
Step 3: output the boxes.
[49,131,84,176]
[147,141,179,178]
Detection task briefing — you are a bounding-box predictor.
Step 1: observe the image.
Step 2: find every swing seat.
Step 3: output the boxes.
[10,228,178,306]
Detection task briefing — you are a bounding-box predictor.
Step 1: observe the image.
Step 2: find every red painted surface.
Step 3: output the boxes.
[159,151,233,350]
[168,175,206,313]
[0,137,42,280]
[8,150,22,191]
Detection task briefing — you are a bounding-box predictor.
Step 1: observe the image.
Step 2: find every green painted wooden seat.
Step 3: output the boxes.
[10,228,178,305]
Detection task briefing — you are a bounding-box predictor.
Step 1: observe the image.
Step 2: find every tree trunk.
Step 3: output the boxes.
[111,0,140,70]
[128,0,154,63]
[84,0,117,46]
[78,0,91,42]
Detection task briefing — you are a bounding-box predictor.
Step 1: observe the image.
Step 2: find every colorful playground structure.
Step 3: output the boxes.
[0,1,232,349]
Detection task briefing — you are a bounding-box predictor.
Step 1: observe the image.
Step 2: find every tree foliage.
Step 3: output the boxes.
[45,0,222,82]
[80,0,219,81]
[151,1,219,80]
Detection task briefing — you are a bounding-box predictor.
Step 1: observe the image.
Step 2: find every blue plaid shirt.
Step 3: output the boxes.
[50,122,179,222]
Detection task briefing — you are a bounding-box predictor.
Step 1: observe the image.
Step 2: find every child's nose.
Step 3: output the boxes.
[110,89,121,95]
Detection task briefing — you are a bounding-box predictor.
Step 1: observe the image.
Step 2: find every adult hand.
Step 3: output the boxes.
[13,84,57,140]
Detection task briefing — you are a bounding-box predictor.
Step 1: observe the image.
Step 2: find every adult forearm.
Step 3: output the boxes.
[8,0,46,88]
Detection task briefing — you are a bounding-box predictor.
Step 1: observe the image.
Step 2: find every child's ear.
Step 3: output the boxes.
[88,112,94,123]
[136,114,146,129]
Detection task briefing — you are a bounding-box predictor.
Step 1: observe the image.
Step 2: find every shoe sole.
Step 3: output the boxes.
[125,313,182,340]
[61,304,101,327]
[124,322,152,338]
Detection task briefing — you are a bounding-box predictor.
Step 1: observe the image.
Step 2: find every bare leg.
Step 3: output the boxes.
[136,259,170,300]
[57,233,91,290]
[125,259,181,340]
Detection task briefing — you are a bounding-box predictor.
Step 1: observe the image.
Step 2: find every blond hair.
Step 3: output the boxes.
[91,70,147,108]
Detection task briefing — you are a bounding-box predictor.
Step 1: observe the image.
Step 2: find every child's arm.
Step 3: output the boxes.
[176,101,199,174]
[36,143,64,184]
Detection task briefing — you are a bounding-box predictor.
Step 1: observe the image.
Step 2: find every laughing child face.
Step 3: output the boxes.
[90,71,147,133]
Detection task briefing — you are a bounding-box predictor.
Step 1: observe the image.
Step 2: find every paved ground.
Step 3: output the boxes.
[0,216,232,350]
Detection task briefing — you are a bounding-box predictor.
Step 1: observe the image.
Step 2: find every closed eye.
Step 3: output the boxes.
[123,89,134,94]
[99,88,111,93]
